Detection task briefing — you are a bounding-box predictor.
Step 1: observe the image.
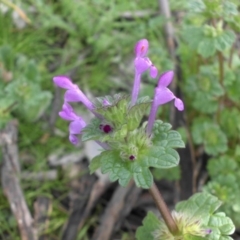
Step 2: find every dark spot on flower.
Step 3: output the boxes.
[103,125,112,133]
[129,155,135,161]
[99,124,113,134]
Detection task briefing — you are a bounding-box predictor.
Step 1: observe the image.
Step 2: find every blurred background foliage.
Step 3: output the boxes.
[0,0,240,239]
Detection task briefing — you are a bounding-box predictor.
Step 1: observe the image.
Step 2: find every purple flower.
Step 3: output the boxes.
[131,39,158,105]
[53,76,94,111]
[102,99,111,107]
[146,71,184,135]
[59,102,86,145]
[205,229,212,235]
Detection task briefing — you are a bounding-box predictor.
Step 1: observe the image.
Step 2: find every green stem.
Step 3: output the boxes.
[218,51,224,86]
[216,51,224,122]
[228,43,235,69]
[149,182,179,234]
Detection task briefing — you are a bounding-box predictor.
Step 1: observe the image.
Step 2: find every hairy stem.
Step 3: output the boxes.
[149,182,179,234]
[131,71,141,106]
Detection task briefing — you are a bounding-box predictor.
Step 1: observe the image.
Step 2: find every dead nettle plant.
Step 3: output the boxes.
[53,39,235,240]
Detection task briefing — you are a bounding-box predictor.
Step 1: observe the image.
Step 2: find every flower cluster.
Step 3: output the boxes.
[53,39,184,146]
[52,76,92,145]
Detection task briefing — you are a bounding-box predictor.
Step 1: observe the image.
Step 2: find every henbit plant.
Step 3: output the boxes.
[53,39,235,240]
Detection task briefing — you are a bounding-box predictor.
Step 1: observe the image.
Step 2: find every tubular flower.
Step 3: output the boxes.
[53,76,94,111]
[146,71,184,135]
[59,102,86,145]
[131,39,158,105]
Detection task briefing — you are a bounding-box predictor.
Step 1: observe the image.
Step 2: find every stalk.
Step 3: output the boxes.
[216,51,224,122]
[149,182,179,234]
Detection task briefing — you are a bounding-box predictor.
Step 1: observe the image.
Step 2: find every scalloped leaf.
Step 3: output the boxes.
[152,120,185,149]
[133,167,153,189]
[145,147,180,169]
[89,155,101,174]
[176,193,222,222]
[136,193,234,240]
[207,156,237,178]
[136,212,160,240]
[98,150,132,187]
[176,193,235,240]
[192,120,228,156]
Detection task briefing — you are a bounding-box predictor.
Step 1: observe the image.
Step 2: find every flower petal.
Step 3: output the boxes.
[69,134,79,145]
[64,90,94,110]
[103,99,111,106]
[64,90,82,102]
[59,103,77,121]
[53,75,75,89]
[69,119,86,134]
[134,58,150,74]
[150,65,158,78]
[174,98,184,111]
[158,71,174,87]
[135,39,149,57]
[155,87,175,106]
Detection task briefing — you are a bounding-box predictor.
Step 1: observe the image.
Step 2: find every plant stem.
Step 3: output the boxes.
[149,182,179,234]
[218,51,224,86]
[0,0,31,23]
[228,44,235,68]
[216,51,224,122]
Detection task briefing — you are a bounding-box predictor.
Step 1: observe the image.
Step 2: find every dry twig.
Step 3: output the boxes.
[0,121,37,240]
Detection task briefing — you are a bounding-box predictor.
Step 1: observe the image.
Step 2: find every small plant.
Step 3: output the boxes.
[53,39,235,239]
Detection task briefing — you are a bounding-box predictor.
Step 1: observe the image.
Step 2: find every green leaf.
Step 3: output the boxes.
[127,101,151,131]
[176,193,222,221]
[153,166,181,181]
[95,95,129,127]
[182,27,204,49]
[219,108,240,138]
[81,118,103,142]
[184,66,224,113]
[225,72,240,103]
[198,38,216,58]
[97,150,132,187]
[133,167,153,189]
[192,120,228,156]
[21,91,52,121]
[211,212,235,235]
[151,120,184,148]
[176,193,235,240]
[192,92,219,113]
[89,155,101,174]
[207,156,237,178]
[215,31,235,52]
[146,147,180,169]
[153,129,185,148]
[137,193,235,240]
[223,67,236,86]
[136,212,160,240]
